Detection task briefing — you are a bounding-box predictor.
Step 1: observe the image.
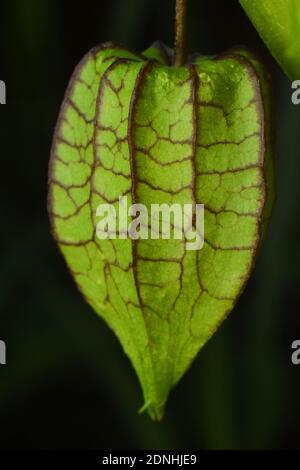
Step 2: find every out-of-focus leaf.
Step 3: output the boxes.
[240,0,300,80]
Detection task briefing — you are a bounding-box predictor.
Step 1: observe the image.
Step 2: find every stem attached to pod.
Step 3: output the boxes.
[174,0,188,66]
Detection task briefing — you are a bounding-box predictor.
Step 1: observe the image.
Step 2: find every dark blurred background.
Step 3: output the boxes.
[0,0,299,450]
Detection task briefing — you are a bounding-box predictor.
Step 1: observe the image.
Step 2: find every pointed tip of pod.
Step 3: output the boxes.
[138,400,166,422]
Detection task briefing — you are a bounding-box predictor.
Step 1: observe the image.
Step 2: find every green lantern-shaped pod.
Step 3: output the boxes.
[48,39,275,420]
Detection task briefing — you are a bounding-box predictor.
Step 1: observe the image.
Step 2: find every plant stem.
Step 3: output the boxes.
[174,0,188,66]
